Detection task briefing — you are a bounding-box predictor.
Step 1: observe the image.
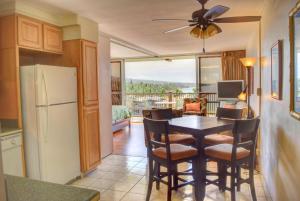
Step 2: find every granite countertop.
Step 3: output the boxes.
[5,175,100,201]
[0,128,22,138]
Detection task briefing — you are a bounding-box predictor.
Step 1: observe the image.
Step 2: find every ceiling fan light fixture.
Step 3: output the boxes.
[206,24,222,37]
[190,24,221,39]
[190,26,201,38]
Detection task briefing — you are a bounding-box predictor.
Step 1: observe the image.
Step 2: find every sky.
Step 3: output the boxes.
[125,59,196,83]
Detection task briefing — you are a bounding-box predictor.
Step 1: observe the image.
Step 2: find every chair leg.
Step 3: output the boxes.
[146,159,154,201]
[173,165,178,191]
[154,163,160,190]
[249,169,257,201]
[218,161,226,192]
[237,165,241,192]
[167,171,172,201]
[230,165,236,201]
[192,158,202,201]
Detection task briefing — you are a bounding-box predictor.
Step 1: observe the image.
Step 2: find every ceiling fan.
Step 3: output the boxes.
[152,0,261,52]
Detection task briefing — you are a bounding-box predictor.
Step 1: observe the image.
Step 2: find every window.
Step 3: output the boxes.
[125,58,197,94]
[199,57,222,92]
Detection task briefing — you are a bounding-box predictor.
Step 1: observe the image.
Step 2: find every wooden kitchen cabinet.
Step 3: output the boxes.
[17,16,43,50]
[82,41,98,106]
[83,107,100,170]
[43,24,63,53]
[62,39,101,173]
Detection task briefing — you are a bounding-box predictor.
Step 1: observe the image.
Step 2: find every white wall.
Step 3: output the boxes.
[98,34,113,158]
[0,143,6,201]
[246,0,300,200]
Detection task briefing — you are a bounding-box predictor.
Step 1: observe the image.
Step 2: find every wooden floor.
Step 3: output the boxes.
[113,123,147,157]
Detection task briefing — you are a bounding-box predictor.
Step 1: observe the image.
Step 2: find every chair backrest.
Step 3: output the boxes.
[216,107,243,120]
[151,108,173,120]
[143,118,171,159]
[142,109,152,119]
[231,118,260,161]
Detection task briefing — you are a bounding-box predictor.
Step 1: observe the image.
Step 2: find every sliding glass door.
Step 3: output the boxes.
[198,57,222,92]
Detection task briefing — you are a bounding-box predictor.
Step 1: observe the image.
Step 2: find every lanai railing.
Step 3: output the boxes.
[125,92,219,116]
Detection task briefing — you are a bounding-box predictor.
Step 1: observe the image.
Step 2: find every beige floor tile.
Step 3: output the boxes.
[89,178,116,189]
[121,193,146,201]
[93,171,127,180]
[138,176,148,185]
[119,173,143,183]
[94,155,268,201]
[87,186,107,193]
[100,190,127,201]
[129,183,148,194]
[134,162,148,169]
[110,180,139,192]
[71,177,96,187]
[130,167,146,175]
[124,156,145,162]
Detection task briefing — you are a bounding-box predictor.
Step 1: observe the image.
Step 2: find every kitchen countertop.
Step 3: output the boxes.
[5,175,100,201]
[0,128,22,138]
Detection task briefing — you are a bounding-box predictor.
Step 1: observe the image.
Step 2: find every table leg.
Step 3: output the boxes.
[193,136,206,201]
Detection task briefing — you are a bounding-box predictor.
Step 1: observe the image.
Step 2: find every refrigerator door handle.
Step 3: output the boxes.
[42,73,49,143]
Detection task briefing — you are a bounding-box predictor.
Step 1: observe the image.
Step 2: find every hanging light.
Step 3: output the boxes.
[190,26,202,38]
[190,24,222,39]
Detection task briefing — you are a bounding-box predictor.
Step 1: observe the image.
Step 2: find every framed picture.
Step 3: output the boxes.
[289,2,300,120]
[271,40,283,100]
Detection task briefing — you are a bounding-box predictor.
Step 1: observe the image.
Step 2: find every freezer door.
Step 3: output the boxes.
[37,103,80,184]
[35,65,77,106]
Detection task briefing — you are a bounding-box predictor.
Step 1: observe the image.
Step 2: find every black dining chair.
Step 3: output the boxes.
[204,107,243,146]
[205,117,260,201]
[143,118,199,201]
[150,108,196,145]
[144,108,196,191]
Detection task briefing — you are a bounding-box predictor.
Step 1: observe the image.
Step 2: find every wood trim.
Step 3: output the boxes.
[271,40,283,100]
[289,2,300,120]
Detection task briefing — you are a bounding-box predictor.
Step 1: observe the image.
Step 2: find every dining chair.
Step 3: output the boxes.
[145,108,196,190]
[204,107,243,146]
[205,118,260,201]
[146,108,196,145]
[143,118,199,201]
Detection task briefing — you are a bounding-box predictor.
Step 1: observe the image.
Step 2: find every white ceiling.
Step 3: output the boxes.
[30,0,264,58]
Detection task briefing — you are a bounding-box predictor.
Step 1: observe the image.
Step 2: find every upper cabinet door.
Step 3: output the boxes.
[82,40,98,106]
[17,16,43,50]
[43,24,63,53]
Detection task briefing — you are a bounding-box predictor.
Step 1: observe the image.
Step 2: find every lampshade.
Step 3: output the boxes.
[240,57,257,67]
[238,92,247,101]
[190,24,222,39]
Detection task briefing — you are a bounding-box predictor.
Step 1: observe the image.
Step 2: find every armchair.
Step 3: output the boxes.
[182,98,207,116]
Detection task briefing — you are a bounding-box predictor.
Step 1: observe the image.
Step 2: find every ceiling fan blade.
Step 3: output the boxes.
[213,16,261,23]
[152,19,190,22]
[164,25,191,34]
[203,5,230,19]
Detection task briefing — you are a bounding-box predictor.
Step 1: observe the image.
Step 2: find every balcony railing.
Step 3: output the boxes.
[125,92,219,116]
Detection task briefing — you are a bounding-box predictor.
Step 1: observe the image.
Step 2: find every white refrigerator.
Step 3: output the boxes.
[20,64,81,184]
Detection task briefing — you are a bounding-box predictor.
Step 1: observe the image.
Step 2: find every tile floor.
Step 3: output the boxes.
[71,155,271,201]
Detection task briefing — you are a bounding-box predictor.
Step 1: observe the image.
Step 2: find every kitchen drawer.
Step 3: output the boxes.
[1,133,22,151]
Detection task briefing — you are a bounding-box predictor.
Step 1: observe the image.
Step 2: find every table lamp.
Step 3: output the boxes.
[239,57,257,119]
